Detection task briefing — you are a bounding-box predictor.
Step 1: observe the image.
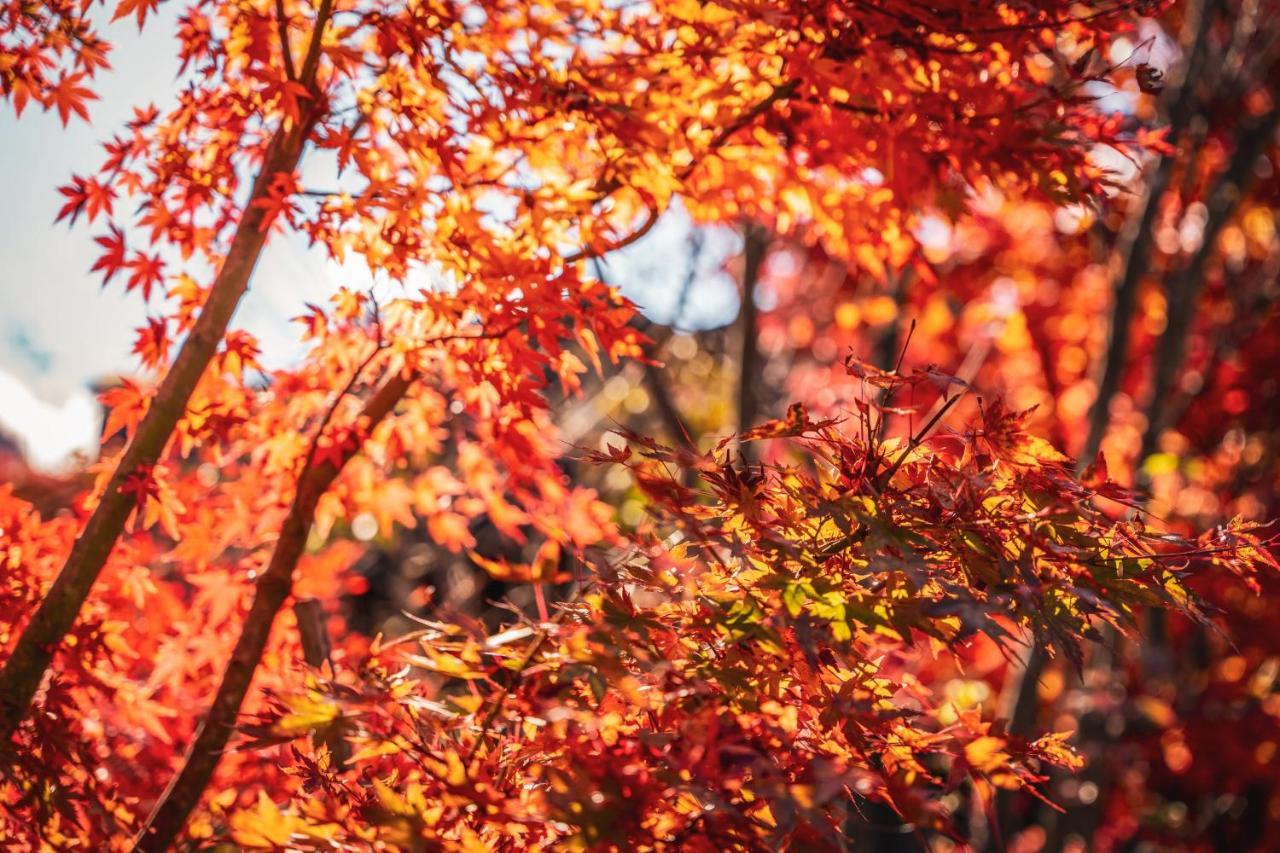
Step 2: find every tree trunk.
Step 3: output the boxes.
[133,371,413,851]
[736,223,769,458]
[994,5,1220,844]
[0,2,335,745]
[0,113,318,744]
[1078,0,1218,466]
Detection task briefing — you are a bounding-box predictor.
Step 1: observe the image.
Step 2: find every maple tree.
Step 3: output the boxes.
[1,0,1278,850]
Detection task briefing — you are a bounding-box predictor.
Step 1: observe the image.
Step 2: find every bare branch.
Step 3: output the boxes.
[275,0,297,81]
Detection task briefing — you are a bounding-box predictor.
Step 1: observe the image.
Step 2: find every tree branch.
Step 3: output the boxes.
[131,320,521,849]
[1079,0,1219,466]
[736,223,770,461]
[297,0,334,90]
[131,367,414,851]
[877,390,964,490]
[1138,104,1280,464]
[275,0,297,81]
[0,53,334,744]
[565,81,797,265]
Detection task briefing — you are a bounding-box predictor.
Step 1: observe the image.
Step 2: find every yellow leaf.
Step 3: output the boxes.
[272,693,339,735]
[964,735,1008,773]
[403,648,486,680]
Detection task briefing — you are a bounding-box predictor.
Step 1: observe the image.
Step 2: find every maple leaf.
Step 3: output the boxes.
[310,426,360,471]
[49,73,97,126]
[427,511,476,553]
[402,643,486,680]
[733,402,838,445]
[1134,125,1175,155]
[100,379,152,444]
[169,273,210,331]
[252,171,302,231]
[228,792,340,848]
[220,330,262,380]
[54,176,115,225]
[112,0,163,29]
[294,303,329,341]
[131,316,170,368]
[1029,731,1084,771]
[119,464,159,510]
[275,80,312,127]
[90,226,128,285]
[55,178,89,226]
[270,693,340,735]
[124,251,166,299]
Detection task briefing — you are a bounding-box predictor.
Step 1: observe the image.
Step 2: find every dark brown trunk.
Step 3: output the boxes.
[133,371,412,851]
[0,112,318,745]
[0,0,336,746]
[736,223,769,459]
[1079,0,1218,466]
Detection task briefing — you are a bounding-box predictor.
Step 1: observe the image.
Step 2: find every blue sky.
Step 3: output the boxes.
[0,13,737,469]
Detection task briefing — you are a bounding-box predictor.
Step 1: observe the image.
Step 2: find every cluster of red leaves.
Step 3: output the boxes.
[0,274,643,844]
[733,6,1280,837]
[218,367,1272,850]
[0,0,110,123]
[28,0,1159,316]
[2,0,1276,849]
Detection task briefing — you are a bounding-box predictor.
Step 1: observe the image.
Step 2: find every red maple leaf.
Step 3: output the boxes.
[125,251,167,300]
[48,73,97,126]
[90,226,128,285]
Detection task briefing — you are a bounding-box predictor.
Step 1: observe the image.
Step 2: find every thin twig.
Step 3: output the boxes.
[275,0,297,81]
[462,600,575,765]
[565,81,797,264]
[298,0,335,88]
[877,391,965,490]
